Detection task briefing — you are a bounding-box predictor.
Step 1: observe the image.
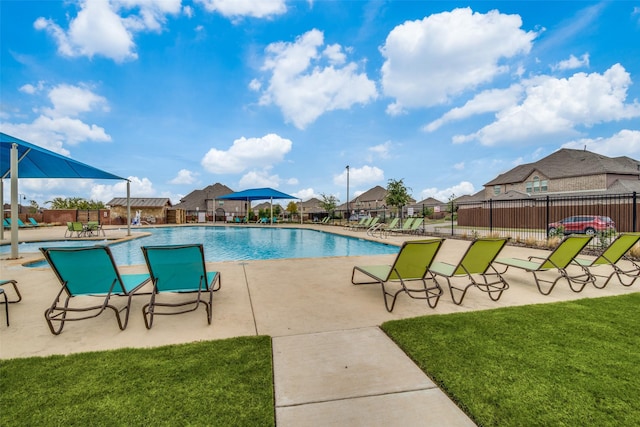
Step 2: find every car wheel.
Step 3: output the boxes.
[548,227,557,235]
[585,227,596,236]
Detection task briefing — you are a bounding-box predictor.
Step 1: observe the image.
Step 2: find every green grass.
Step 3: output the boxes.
[382,293,640,427]
[0,336,274,426]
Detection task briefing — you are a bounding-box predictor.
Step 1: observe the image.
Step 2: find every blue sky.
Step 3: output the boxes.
[2,1,640,208]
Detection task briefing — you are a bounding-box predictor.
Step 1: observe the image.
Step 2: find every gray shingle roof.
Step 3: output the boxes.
[485,148,640,186]
[107,197,171,208]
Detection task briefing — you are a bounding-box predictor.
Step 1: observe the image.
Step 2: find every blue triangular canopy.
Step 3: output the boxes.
[1,132,124,180]
[217,187,296,201]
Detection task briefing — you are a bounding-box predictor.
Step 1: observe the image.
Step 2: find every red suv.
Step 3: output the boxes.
[548,216,616,235]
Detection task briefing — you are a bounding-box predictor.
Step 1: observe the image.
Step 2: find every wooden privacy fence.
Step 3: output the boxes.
[457,193,639,238]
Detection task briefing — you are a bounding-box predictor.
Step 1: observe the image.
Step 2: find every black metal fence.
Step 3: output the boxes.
[450,192,639,242]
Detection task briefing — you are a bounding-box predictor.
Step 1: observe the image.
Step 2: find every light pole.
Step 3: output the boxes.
[346,165,350,221]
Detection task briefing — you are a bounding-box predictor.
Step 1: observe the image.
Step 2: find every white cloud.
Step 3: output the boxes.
[1,83,111,152]
[420,181,475,201]
[169,169,198,184]
[380,8,536,112]
[454,162,465,170]
[293,188,316,201]
[238,170,281,188]
[257,29,377,129]
[201,133,292,174]
[562,129,640,158]
[424,85,523,132]
[333,165,384,188]
[551,53,589,71]
[368,141,393,161]
[454,64,640,145]
[195,0,286,18]
[90,175,156,202]
[19,82,44,94]
[34,0,182,62]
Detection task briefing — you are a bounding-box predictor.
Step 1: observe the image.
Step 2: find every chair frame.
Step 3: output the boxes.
[430,238,510,305]
[0,279,20,326]
[351,239,444,312]
[495,235,595,295]
[141,244,221,329]
[572,233,640,288]
[40,246,150,335]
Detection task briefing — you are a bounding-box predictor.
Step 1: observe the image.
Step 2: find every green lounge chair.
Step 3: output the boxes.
[388,217,414,235]
[430,238,510,305]
[351,239,444,312]
[404,217,424,234]
[375,217,400,238]
[141,244,221,329]
[358,216,379,232]
[352,217,373,231]
[495,235,595,295]
[40,246,150,335]
[345,216,367,230]
[572,233,640,288]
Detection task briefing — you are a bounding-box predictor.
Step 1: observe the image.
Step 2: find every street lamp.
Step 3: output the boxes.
[346,165,350,221]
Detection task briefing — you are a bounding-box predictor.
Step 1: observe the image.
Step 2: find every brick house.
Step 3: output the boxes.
[106,197,172,224]
[482,148,640,199]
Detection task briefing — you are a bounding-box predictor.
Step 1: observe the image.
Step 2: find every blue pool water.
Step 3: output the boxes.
[4,226,398,266]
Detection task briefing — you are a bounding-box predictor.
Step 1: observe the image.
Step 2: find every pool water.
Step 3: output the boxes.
[6,226,398,266]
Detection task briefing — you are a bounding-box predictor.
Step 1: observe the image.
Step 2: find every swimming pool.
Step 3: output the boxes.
[5,226,398,266]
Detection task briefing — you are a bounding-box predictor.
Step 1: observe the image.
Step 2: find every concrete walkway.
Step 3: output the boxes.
[2,224,638,425]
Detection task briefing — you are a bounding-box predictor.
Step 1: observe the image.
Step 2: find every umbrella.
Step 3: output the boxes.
[1,132,128,259]
[217,187,297,224]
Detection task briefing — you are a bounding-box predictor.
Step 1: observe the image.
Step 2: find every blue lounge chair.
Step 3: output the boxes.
[141,244,221,329]
[352,239,444,311]
[40,246,150,335]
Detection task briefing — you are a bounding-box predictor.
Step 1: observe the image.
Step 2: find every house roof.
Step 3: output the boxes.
[485,148,640,186]
[107,197,172,208]
[353,185,387,203]
[172,183,236,211]
[412,197,445,206]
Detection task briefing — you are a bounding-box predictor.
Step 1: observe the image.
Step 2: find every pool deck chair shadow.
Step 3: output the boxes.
[430,238,510,305]
[572,233,640,288]
[351,239,444,312]
[141,244,221,329]
[494,235,595,295]
[40,246,150,335]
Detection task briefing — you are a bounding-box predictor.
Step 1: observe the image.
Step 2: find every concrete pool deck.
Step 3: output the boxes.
[2,223,639,425]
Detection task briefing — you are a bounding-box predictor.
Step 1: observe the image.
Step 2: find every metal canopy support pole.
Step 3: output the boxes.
[10,143,19,259]
[127,180,131,236]
[0,178,3,241]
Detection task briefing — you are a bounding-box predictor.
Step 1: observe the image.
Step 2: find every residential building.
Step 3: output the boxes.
[106,197,172,224]
[172,183,243,221]
[483,148,640,200]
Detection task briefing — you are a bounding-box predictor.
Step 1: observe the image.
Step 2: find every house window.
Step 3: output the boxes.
[525,182,532,193]
[493,185,501,195]
[541,180,548,192]
[526,176,547,193]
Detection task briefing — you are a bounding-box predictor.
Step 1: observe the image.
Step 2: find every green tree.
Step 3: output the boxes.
[385,179,412,218]
[319,193,339,218]
[286,201,298,216]
[46,197,105,210]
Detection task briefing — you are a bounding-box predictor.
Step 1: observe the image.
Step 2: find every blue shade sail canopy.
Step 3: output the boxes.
[216,187,297,201]
[1,132,128,259]
[1,132,124,180]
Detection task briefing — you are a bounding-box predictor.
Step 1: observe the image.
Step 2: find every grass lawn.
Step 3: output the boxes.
[382,293,640,427]
[0,336,274,426]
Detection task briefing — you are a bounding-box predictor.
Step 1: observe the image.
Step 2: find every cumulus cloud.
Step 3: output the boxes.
[293,188,316,201]
[169,169,198,184]
[420,181,475,201]
[257,29,377,129]
[333,165,384,188]
[453,64,640,145]
[424,86,523,132]
[34,0,181,62]
[0,83,111,153]
[551,53,590,71]
[90,175,156,203]
[201,133,292,174]
[380,7,536,114]
[195,0,286,19]
[238,170,281,188]
[562,129,640,158]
